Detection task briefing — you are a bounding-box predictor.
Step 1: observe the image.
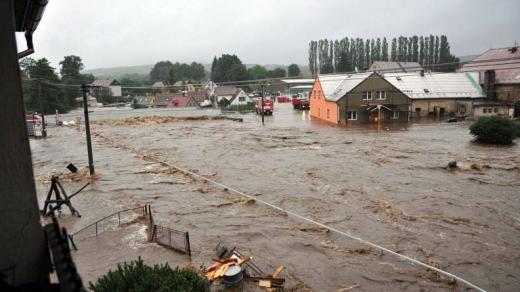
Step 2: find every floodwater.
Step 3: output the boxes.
[31,103,520,291]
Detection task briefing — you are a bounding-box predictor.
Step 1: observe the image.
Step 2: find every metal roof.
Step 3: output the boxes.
[458,47,520,84]
[90,79,119,87]
[280,78,315,84]
[318,72,373,102]
[370,61,423,73]
[384,72,485,99]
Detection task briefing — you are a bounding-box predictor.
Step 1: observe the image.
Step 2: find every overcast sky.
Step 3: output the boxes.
[16,0,520,70]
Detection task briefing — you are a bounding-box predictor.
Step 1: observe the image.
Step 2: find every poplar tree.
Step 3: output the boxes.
[434,35,440,64]
[365,39,371,69]
[428,35,435,65]
[358,38,365,70]
[351,38,358,71]
[412,36,419,62]
[375,38,382,61]
[391,38,397,61]
[382,37,389,61]
[419,36,425,64]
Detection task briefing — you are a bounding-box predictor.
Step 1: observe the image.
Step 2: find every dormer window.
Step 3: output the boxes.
[396,76,402,81]
[423,88,429,93]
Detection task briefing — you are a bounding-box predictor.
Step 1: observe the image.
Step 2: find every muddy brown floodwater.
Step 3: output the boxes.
[31,104,520,291]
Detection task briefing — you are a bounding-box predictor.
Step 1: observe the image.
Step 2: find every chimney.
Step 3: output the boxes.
[420,70,424,77]
[484,70,496,100]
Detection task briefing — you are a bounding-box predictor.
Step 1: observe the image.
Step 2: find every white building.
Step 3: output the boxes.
[90,79,122,96]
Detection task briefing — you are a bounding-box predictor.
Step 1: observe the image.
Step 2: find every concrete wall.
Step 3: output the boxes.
[411,99,467,118]
[473,105,512,118]
[495,84,520,103]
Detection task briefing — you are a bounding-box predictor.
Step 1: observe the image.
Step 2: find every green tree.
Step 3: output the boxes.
[375,38,381,61]
[434,35,440,65]
[267,67,286,78]
[150,61,173,83]
[189,62,206,81]
[390,38,397,61]
[419,36,425,64]
[428,35,435,65]
[382,37,389,61]
[211,54,247,82]
[287,64,301,77]
[59,55,83,82]
[308,41,318,76]
[365,39,371,68]
[247,65,268,80]
[23,58,70,114]
[412,36,419,62]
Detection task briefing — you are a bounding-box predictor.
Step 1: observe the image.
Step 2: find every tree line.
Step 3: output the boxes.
[308,35,459,75]
[210,54,302,83]
[20,55,95,114]
[149,61,206,84]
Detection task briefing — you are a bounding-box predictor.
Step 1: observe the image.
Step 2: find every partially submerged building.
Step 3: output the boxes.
[459,46,520,116]
[310,71,486,124]
[385,72,485,118]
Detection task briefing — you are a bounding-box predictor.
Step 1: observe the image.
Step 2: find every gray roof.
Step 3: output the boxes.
[90,79,120,87]
[189,90,208,102]
[384,72,485,99]
[152,81,165,88]
[458,47,520,84]
[318,72,373,102]
[370,61,423,73]
[214,86,238,96]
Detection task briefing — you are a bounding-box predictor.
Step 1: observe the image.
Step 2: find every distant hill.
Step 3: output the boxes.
[83,63,309,79]
[82,64,153,79]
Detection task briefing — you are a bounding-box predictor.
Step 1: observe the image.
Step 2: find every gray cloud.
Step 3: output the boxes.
[17,0,520,70]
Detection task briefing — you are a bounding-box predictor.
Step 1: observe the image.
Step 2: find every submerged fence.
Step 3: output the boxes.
[68,205,191,256]
[69,206,148,248]
[152,224,191,256]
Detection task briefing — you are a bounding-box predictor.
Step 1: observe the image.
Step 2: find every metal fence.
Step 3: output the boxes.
[69,206,147,248]
[152,224,191,256]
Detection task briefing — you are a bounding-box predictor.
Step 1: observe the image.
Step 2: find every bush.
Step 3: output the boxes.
[469,116,515,145]
[514,121,520,137]
[226,102,255,112]
[89,258,208,292]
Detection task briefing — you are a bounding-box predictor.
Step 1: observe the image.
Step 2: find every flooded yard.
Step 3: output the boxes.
[32,104,520,291]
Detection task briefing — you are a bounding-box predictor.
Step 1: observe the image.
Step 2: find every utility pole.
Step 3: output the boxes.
[261,83,265,125]
[38,80,47,137]
[81,84,95,175]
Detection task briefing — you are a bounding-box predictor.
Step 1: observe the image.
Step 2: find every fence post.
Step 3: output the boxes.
[95,222,98,236]
[185,232,191,257]
[169,229,172,247]
[118,212,121,225]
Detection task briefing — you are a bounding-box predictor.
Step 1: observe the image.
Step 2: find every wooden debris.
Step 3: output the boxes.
[337,283,360,291]
[272,265,284,277]
[259,280,272,288]
[205,256,252,281]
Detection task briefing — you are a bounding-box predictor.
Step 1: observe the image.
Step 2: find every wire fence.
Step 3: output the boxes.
[69,206,147,248]
[152,224,191,256]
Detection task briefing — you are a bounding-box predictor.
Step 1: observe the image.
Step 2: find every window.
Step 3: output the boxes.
[363,91,372,100]
[493,107,498,113]
[391,111,399,119]
[313,90,316,99]
[238,96,245,102]
[347,111,357,120]
[377,91,386,100]
[483,108,487,113]
[326,109,330,119]
[318,90,320,99]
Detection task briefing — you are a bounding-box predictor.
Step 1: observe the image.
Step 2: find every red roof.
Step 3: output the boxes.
[168,96,195,108]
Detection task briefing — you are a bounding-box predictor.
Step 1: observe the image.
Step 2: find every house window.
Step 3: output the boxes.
[483,108,487,113]
[326,109,330,119]
[318,90,321,99]
[493,107,498,113]
[377,91,386,100]
[363,91,372,100]
[391,111,399,119]
[347,111,357,120]
[239,96,245,102]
